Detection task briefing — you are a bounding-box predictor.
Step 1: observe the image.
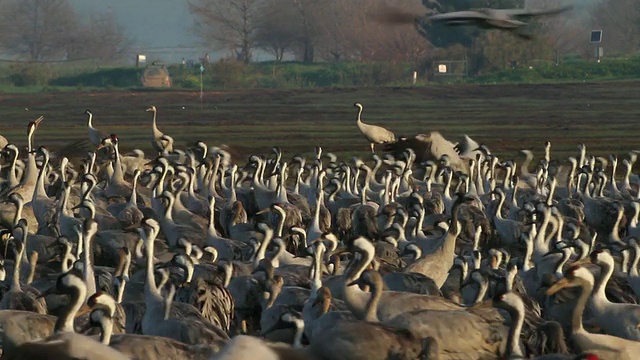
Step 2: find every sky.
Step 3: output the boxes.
[69,0,213,64]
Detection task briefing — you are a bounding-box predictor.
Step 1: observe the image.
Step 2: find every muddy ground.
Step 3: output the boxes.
[0,80,638,163]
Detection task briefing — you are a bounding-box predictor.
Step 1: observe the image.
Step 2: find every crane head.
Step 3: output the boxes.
[27,116,44,136]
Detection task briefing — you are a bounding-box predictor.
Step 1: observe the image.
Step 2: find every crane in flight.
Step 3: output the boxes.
[371,4,574,39]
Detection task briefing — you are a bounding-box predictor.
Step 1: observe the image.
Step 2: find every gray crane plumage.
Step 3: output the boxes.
[353,102,395,153]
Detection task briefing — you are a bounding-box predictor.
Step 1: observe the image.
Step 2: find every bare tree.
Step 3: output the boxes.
[254,0,297,61]
[288,0,322,63]
[312,0,358,61]
[188,0,262,63]
[526,0,592,58]
[474,30,552,72]
[0,0,78,61]
[251,0,430,63]
[313,0,428,62]
[66,11,132,63]
[590,0,640,55]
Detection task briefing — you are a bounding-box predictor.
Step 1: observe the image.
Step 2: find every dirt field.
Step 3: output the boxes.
[0,80,638,163]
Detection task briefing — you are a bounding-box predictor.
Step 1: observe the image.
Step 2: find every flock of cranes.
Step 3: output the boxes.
[0,101,636,360]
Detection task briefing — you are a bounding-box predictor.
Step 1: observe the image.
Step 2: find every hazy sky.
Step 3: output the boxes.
[69,0,211,63]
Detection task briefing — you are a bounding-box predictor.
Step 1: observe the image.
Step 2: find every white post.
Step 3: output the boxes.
[200,64,204,110]
[412,71,417,85]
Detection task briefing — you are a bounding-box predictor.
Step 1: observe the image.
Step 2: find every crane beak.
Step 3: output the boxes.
[571,258,591,266]
[75,303,92,318]
[33,116,44,127]
[46,255,61,263]
[123,224,140,233]
[36,286,57,299]
[256,208,271,215]
[545,277,572,296]
[260,322,283,337]
[346,278,362,287]
[468,299,493,311]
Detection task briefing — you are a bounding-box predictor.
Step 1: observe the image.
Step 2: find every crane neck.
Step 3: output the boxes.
[533,209,552,262]
[505,300,526,358]
[187,170,198,198]
[55,275,87,333]
[274,207,286,238]
[129,172,139,206]
[229,166,239,202]
[448,197,465,237]
[33,155,49,203]
[116,278,126,303]
[144,227,163,301]
[443,170,453,199]
[151,109,158,130]
[253,226,274,268]
[111,143,125,184]
[572,279,591,333]
[7,150,18,186]
[83,221,97,300]
[363,277,382,323]
[26,251,37,285]
[495,191,505,219]
[12,198,24,227]
[310,243,325,297]
[62,242,74,273]
[473,277,488,304]
[610,208,623,241]
[98,311,114,345]
[207,196,220,237]
[342,251,374,321]
[163,194,174,221]
[592,258,614,308]
[631,245,640,276]
[11,238,25,291]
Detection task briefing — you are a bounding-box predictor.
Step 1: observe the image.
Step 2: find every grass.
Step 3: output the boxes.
[0,80,638,165]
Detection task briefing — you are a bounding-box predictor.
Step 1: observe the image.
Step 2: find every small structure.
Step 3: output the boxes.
[136,54,147,67]
[141,63,172,88]
[590,30,603,63]
[432,56,468,83]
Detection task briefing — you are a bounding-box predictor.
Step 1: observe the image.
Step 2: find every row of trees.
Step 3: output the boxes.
[0,0,637,71]
[189,0,640,72]
[0,0,130,62]
[188,0,429,64]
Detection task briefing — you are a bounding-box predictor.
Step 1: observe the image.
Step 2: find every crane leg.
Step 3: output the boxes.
[370,143,375,153]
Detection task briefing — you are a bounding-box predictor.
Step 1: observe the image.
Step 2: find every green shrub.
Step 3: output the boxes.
[5,64,53,86]
[180,75,201,89]
[2,56,638,91]
[49,67,143,88]
[469,57,640,84]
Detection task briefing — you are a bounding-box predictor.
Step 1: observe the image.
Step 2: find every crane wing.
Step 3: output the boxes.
[503,5,573,18]
[428,10,490,22]
[368,5,423,25]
